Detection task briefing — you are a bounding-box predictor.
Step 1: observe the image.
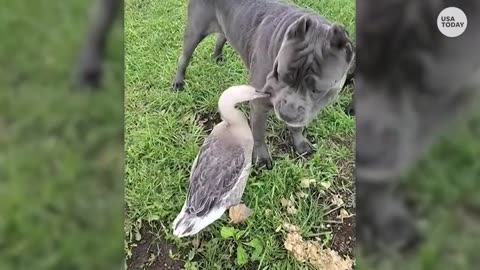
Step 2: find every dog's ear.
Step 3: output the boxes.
[326,24,349,49]
[263,61,280,93]
[287,16,313,40]
[265,61,279,83]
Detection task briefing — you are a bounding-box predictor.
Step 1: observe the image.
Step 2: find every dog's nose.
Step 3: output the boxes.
[282,100,304,113]
[279,112,296,123]
[279,101,305,123]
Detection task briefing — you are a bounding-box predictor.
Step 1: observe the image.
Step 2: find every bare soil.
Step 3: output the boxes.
[127,225,184,270]
[198,111,221,132]
[331,216,356,257]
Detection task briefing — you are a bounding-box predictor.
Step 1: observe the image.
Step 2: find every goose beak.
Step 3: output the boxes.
[253,89,270,99]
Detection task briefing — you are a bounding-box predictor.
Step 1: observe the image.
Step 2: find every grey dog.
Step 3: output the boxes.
[172,0,354,169]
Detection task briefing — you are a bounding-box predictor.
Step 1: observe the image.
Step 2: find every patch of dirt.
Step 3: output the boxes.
[306,135,355,258]
[269,128,294,156]
[268,127,317,158]
[331,135,354,149]
[198,111,221,132]
[330,153,356,258]
[331,217,356,257]
[127,225,184,270]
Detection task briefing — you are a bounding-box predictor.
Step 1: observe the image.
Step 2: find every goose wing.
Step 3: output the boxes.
[185,135,246,217]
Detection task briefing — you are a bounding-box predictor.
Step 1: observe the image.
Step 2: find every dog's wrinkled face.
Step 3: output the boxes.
[262,17,353,127]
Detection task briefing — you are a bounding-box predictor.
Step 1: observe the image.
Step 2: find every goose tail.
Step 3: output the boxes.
[172,205,226,238]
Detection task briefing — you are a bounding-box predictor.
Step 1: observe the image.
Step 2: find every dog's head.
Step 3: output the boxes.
[262,16,353,127]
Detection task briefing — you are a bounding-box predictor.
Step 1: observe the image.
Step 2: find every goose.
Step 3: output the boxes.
[172,85,269,237]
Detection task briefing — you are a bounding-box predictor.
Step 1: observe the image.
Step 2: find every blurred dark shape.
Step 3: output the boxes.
[0,0,124,269]
[73,0,122,88]
[356,0,480,264]
[345,80,355,116]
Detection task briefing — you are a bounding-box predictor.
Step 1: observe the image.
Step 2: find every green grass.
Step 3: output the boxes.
[0,0,124,269]
[125,0,355,269]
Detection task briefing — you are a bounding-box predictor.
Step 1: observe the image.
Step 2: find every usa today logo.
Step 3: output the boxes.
[437,7,467,37]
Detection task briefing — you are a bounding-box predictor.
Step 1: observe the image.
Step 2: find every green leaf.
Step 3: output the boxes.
[236,245,248,266]
[220,226,236,239]
[235,230,245,240]
[184,261,198,270]
[147,214,160,221]
[188,249,195,261]
[248,238,264,260]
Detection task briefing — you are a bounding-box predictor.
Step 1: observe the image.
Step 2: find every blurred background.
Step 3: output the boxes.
[355,0,480,269]
[0,0,124,269]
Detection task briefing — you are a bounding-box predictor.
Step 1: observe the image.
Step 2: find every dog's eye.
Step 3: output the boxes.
[281,73,297,86]
[312,88,326,95]
[283,68,302,86]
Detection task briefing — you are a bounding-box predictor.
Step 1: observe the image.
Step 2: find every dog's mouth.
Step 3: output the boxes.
[273,106,308,127]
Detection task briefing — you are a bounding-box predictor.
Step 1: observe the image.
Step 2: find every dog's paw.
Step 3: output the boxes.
[293,137,315,156]
[72,53,102,89]
[171,80,184,91]
[212,53,226,64]
[253,145,273,170]
[73,68,102,89]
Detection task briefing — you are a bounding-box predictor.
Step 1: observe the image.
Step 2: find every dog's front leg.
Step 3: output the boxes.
[287,126,314,156]
[73,0,121,88]
[250,99,273,170]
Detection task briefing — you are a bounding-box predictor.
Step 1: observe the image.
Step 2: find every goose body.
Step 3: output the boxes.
[172,85,269,237]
